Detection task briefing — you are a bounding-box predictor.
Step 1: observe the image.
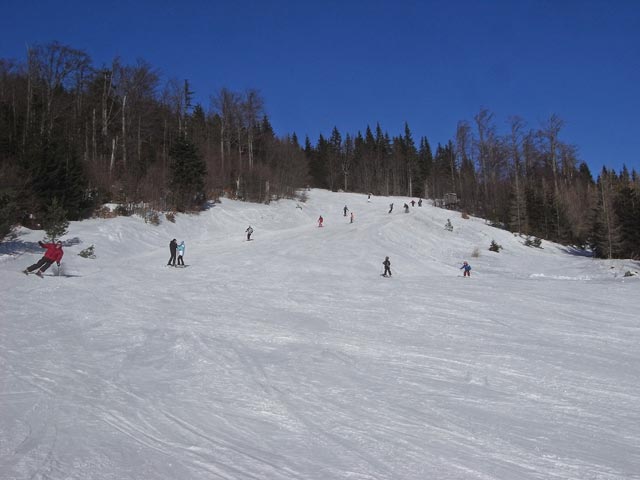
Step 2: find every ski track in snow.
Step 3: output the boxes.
[1,189,640,479]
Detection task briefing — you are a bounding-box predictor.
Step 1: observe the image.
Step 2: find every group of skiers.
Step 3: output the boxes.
[23,196,472,279]
[168,239,186,266]
[316,201,472,279]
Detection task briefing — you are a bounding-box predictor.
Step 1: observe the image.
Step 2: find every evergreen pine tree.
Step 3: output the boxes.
[613,167,640,258]
[0,192,17,241]
[309,135,329,189]
[169,134,206,211]
[42,197,69,241]
[28,134,89,220]
[417,137,433,198]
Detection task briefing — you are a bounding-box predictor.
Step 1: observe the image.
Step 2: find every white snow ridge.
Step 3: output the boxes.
[1,189,639,480]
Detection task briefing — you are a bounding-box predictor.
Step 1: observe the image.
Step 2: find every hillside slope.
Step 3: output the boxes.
[1,190,639,480]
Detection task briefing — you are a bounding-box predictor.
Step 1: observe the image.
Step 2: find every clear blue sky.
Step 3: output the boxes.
[2,0,639,174]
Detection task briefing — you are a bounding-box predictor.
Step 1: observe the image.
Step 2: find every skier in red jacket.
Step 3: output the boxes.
[23,241,64,277]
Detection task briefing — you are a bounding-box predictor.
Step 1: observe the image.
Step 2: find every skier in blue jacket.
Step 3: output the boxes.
[177,241,186,266]
[460,261,471,277]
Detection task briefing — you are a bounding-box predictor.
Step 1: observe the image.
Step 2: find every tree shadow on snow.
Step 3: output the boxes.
[560,246,593,257]
[0,234,82,256]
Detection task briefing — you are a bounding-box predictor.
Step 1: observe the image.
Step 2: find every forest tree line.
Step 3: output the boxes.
[1,41,638,259]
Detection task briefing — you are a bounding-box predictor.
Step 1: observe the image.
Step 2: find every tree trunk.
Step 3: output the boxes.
[110,136,117,175]
[121,95,127,169]
[92,108,97,164]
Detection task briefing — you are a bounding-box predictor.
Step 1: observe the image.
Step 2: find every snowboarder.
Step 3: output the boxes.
[350,212,354,224]
[382,256,392,277]
[460,261,471,277]
[168,239,177,266]
[411,200,415,207]
[343,205,349,216]
[418,198,422,207]
[404,203,409,213]
[246,226,253,241]
[388,203,394,214]
[318,216,324,227]
[177,241,186,266]
[23,240,64,277]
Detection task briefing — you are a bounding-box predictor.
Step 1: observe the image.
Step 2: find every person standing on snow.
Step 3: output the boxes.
[343,205,349,217]
[382,256,392,277]
[177,241,186,266]
[388,203,394,214]
[23,240,64,277]
[411,200,416,207]
[168,238,178,266]
[318,216,324,227]
[350,212,354,224]
[246,226,254,241]
[418,198,422,207]
[460,261,471,277]
[404,203,410,213]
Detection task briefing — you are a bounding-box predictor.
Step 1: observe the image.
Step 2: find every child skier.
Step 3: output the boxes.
[382,256,392,277]
[404,203,409,213]
[318,216,324,227]
[343,205,349,216]
[246,226,253,241]
[388,203,394,213]
[177,241,186,266]
[460,261,471,277]
[350,212,354,224]
[23,240,64,277]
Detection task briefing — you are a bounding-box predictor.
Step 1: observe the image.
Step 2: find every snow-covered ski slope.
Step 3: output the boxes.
[1,189,639,480]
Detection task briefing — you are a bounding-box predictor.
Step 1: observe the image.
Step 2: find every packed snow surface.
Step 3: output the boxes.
[1,190,639,480]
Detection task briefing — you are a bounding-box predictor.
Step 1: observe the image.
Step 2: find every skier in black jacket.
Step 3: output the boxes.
[382,256,392,277]
[168,239,177,266]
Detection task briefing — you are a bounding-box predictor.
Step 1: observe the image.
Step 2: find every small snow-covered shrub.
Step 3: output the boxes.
[524,236,542,248]
[78,245,96,259]
[624,271,636,277]
[461,211,469,219]
[296,190,309,203]
[471,247,480,258]
[165,212,176,223]
[148,212,160,225]
[114,205,130,216]
[94,206,116,218]
[489,240,503,252]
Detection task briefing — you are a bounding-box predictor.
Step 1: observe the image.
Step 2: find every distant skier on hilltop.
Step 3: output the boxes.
[246,226,253,241]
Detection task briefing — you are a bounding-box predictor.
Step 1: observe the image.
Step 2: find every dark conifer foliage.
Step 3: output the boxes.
[168,134,206,211]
